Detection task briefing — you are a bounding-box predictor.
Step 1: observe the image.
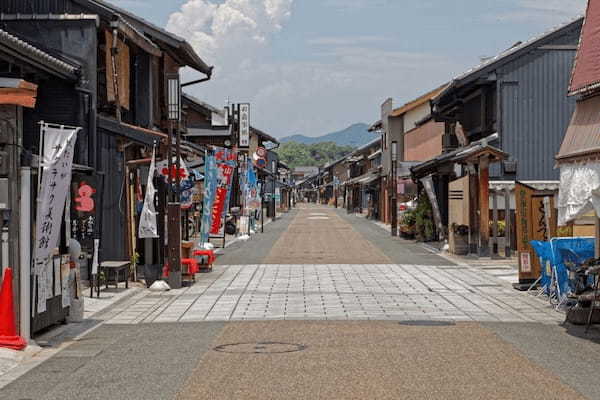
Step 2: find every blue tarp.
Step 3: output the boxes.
[530,237,595,298]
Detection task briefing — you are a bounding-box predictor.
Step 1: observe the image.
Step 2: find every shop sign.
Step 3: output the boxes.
[239,103,250,148]
[70,174,99,250]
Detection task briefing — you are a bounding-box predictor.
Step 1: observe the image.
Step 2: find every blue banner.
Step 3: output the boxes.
[200,151,217,244]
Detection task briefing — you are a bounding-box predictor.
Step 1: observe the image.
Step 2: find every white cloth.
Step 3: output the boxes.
[558,162,600,226]
[139,149,159,238]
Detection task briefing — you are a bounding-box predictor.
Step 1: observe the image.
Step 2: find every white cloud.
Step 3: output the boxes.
[167,0,293,65]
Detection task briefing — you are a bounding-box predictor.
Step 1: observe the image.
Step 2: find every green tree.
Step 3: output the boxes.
[276,141,355,169]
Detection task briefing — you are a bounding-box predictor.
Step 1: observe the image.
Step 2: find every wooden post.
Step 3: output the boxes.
[594,213,600,258]
[479,156,490,257]
[167,203,181,289]
[492,190,499,257]
[504,187,511,258]
[468,170,480,255]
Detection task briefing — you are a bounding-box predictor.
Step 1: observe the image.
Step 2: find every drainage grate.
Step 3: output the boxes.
[398,320,456,327]
[214,342,307,354]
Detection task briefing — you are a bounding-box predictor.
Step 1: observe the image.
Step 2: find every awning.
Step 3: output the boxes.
[185,126,231,137]
[347,171,380,186]
[411,133,507,179]
[397,161,420,179]
[556,96,600,162]
[368,149,382,160]
[98,115,166,146]
[558,162,600,225]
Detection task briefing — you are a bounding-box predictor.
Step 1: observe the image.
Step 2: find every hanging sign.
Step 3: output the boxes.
[139,148,159,238]
[239,103,250,148]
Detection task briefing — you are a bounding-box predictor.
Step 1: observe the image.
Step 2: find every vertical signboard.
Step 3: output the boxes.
[239,103,250,148]
[515,182,539,284]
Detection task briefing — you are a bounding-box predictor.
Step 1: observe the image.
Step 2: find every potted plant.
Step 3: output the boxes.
[450,223,470,255]
[415,195,435,242]
[400,210,416,237]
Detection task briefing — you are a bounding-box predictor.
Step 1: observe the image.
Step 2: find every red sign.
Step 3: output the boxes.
[75,182,96,213]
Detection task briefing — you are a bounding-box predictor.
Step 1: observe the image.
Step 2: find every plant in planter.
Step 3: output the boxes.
[488,220,506,237]
[451,223,469,236]
[400,210,417,236]
[415,195,435,242]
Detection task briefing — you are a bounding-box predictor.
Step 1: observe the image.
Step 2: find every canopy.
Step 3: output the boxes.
[557,162,600,225]
[556,96,600,161]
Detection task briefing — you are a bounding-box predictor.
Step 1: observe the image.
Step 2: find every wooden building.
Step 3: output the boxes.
[0,0,212,331]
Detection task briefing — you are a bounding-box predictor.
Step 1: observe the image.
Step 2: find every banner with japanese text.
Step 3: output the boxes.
[210,148,237,235]
[199,147,237,243]
[34,124,79,313]
[200,151,217,244]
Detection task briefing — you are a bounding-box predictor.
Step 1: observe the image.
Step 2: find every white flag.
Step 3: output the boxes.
[34,124,79,312]
[139,148,159,238]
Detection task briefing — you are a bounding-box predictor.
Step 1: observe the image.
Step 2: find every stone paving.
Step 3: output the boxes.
[106,263,562,324]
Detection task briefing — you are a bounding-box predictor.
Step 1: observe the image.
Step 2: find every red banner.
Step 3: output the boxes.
[209,163,235,234]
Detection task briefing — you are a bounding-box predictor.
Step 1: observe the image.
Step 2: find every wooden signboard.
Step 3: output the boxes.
[515,182,536,283]
[515,182,557,287]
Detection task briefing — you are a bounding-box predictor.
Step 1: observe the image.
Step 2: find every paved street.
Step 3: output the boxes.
[2,204,600,399]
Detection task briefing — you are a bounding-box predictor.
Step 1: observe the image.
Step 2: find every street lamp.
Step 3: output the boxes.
[391,140,398,237]
[166,73,182,289]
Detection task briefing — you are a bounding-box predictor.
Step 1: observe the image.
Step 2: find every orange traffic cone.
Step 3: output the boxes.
[0,268,27,350]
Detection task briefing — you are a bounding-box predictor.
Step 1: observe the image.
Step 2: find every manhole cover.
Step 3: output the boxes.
[214,342,306,354]
[398,320,456,327]
[308,217,329,220]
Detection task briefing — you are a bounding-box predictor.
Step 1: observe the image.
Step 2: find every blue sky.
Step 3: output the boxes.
[112,0,585,138]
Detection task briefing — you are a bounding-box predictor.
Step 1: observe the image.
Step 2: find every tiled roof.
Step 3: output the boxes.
[0,28,80,80]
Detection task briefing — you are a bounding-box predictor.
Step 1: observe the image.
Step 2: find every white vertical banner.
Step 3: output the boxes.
[139,148,159,238]
[239,103,250,148]
[34,124,79,313]
[91,238,100,275]
[420,174,445,241]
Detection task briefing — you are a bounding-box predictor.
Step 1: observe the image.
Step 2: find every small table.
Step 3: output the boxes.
[100,261,130,291]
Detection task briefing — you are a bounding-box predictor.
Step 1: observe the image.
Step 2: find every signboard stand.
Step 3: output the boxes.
[513,181,557,290]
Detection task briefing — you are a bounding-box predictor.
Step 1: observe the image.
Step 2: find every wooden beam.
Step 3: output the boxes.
[0,87,37,108]
[504,188,511,257]
[479,156,490,257]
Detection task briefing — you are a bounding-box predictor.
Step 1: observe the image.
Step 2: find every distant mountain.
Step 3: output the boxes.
[281,123,374,147]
